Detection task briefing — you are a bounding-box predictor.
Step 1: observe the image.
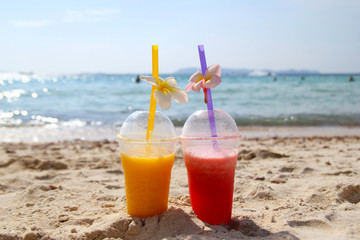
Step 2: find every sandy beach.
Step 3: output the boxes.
[1,130,360,240]
[2,0,360,239]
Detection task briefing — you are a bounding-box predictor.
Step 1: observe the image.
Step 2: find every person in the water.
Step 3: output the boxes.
[135,75,141,83]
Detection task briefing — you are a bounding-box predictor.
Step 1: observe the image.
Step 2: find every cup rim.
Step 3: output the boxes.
[179,135,242,141]
[116,135,178,143]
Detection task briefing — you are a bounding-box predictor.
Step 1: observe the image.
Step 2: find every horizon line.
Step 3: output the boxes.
[1,71,360,76]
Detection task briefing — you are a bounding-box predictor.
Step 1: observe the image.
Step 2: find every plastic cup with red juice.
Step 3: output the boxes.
[180,110,241,225]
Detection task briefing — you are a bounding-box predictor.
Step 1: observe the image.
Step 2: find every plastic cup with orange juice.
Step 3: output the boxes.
[117,111,177,218]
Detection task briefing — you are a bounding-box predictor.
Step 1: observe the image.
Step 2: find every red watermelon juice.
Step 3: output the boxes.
[184,145,237,225]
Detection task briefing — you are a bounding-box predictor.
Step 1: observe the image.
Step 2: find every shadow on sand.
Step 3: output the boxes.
[81,207,299,240]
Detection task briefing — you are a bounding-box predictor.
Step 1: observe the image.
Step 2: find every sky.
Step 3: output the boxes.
[0,0,359,74]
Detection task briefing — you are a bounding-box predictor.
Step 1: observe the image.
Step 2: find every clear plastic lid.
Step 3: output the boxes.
[117,111,177,142]
[180,110,241,140]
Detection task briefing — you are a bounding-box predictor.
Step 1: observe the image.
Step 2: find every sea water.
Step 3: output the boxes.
[1,72,359,141]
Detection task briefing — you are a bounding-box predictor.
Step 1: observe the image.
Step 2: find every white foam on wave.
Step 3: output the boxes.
[0,125,120,142]
[0,72,32,84]
[0,110,26,126]
[61,119,87,127]
[247,70,270,77]
[0,111,89,130]
[90,121,104,126]
[0,72,62,85]
[0,89,27,102]
[30,115,59,125]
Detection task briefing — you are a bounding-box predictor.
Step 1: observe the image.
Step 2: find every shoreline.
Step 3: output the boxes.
[1,125,360,143]
[237,126,360,138]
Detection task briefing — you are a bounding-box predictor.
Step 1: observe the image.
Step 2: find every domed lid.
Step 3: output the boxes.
[180,110,240,140]
[117,111,176,142]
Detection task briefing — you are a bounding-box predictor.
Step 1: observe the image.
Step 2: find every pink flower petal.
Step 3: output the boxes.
[192,79,204,92]
[186,82,195,92]
[203,75,221,89]
[189,71,204,83]
[204,64,221,80]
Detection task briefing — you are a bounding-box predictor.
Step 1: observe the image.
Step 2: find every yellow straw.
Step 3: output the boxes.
[146,45,159,140]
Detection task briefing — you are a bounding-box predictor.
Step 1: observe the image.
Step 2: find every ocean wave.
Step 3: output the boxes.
[232,114,360,127]
[0,72,32,84]
[0,73,359,130]
[1,110,360,128]
[0,112,89,128]
[0,72,63,85]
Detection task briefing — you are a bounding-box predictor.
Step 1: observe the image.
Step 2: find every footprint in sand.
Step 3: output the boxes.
[338,185,360,204]
[20,156,68,170]
[237,149,289,160]
[0,159,16,168]
[287,219,330,228]
[227,219,271,237]
[257,150,289,159]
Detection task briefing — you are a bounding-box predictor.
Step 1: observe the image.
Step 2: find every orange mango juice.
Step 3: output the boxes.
[121,151,175,218]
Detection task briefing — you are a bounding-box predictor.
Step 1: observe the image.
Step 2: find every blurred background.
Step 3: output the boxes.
[1,0,359,141]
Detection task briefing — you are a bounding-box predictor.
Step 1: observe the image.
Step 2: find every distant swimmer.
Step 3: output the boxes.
[348,76,354,82]
[301,76,305,80]
[273,77,277,81]
[135,75,141,83]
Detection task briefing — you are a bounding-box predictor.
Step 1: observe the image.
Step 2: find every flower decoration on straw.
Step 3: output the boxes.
[187,45,219,138]
[186,64,222,92]
[140,75,188,110]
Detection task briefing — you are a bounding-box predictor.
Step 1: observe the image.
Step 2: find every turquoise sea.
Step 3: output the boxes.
[1,72,359,133]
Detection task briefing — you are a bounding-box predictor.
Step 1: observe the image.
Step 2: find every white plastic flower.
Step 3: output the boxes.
[140,75,188,110]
